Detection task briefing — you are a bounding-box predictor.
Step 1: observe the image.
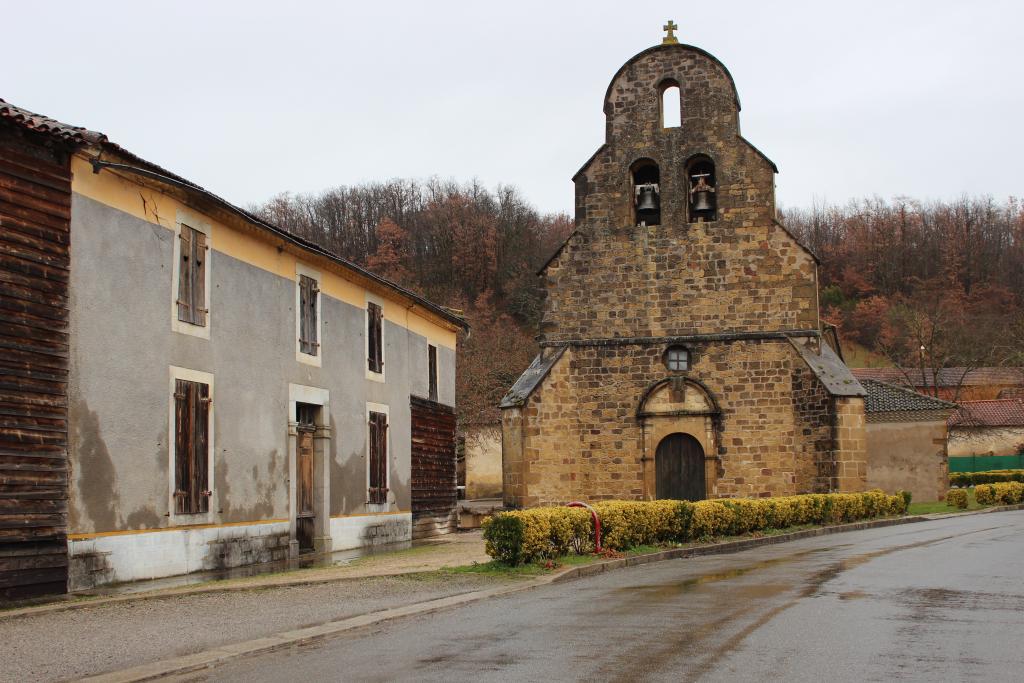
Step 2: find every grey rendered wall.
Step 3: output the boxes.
[68,194,455,533]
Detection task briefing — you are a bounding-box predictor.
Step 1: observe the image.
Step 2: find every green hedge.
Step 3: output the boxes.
[950,470,1024,487]
[482,491,909,565]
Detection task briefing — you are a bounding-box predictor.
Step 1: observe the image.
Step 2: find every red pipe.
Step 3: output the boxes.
[566,501,602,552]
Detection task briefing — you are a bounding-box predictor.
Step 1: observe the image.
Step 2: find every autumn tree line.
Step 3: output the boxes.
[782,196,1024,395]
[253,184,1023,421]
[252,180,572,425]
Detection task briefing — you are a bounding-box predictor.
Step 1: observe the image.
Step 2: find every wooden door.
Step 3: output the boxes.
[655,433,706,501]
[296,427,315,552]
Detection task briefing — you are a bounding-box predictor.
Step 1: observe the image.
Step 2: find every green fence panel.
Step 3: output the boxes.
[949,453,1024,473]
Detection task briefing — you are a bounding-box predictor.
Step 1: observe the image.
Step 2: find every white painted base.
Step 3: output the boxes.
[68,521,289,590]
[329,513,412,550]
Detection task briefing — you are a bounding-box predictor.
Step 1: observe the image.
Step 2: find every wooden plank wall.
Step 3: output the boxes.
[0,125,71,601]
[410,396,457,539]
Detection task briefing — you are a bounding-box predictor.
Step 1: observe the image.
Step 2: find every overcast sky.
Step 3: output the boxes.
[5,1,1022,215]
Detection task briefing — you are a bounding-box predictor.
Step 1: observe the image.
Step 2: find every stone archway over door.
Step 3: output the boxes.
[656,433,706,501]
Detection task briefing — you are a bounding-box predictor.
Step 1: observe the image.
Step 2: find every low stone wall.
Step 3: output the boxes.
[69,521,290,591]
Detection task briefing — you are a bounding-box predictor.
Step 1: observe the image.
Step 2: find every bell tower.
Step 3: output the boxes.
[539,22,817,345]
[502,24,867,508]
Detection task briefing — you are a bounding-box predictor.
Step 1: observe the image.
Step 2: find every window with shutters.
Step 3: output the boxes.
[428,344,438,402]
[172,212,211,339]
[296,264,321,366]
[173,377,211,515]
[367,300,384,379]
[367,409,389,505]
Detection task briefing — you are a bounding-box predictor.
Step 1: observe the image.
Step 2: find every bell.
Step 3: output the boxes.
[636,184,659,213]
[692,189,713,212]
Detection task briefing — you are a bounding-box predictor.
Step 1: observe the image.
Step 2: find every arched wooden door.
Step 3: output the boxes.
[655,433,706,501]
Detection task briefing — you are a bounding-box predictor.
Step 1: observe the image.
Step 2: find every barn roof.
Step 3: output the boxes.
[860,379,957,414]
[948,399,1024,428]
[852,367,1024,388]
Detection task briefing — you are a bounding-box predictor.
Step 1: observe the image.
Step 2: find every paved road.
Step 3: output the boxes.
[182,510,1024,682]
[0,573,508,682]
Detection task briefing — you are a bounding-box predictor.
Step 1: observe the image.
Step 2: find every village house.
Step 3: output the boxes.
[947,399,1024,465]
[0,99,464,600]
[851,367,1024,402]
[500,28,870,507]
[859,379,956,502]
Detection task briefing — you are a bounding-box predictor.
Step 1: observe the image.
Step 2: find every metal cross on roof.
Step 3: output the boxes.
[662,20,679,45]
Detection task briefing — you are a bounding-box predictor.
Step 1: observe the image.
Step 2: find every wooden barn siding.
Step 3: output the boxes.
[410,396,457,539]
[0,129,71,601]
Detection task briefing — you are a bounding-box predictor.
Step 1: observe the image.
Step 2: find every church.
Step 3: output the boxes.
[500,24,868,507]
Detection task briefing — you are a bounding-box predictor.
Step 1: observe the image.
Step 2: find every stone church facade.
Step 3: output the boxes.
[500,33,868,507]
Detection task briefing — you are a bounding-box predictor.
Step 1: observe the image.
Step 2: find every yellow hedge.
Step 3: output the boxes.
[482,490,909,565]
[946,488,969,509]
[974,482,1024,506]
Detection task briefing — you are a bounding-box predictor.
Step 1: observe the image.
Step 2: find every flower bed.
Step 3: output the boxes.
[483,491,908,565]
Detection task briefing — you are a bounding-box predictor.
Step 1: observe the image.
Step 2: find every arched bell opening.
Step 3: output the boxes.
[659,78,681,129]
[686,154,717,223]
[630,158,661,227]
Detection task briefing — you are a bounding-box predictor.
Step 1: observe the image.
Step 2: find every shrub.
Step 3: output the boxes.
[974,482,1024,506]
[950,470,1024,487]
[946,488,968,509]
[483,490,908,564]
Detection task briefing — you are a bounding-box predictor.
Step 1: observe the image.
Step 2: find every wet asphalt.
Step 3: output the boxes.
[181,510,1024,682]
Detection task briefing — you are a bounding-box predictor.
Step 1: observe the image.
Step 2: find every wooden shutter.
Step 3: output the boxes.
[368,411,388,504]
[174,379,210,514]
[428,345,438,402]
[299,275,318,356]
[192,230,207,327]
[368,303,383,373]
[177,226,208,327]
[194,382,210,513]
[177,228,193,323]
[174,379,192,513]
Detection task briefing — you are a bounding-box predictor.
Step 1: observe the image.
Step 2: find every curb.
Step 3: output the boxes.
[75,506,1024,682]
[0,565,471,622]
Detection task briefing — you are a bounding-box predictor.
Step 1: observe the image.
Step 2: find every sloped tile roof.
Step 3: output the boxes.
[861,379,957,414]
[0,98,106,144]
[948,399,1024,428]
[792,340,866,397]
[852,367,1024,388]
[500,347,566,409]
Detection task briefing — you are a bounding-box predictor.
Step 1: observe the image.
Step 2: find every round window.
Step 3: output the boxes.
[664,346,690,372]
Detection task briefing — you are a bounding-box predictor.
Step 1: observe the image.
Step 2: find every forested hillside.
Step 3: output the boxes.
[782,197,1024,380]
[253,186,1023,423]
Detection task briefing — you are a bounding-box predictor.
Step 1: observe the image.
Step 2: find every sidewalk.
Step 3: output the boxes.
[1,531,509,682]
[3,530,491,620]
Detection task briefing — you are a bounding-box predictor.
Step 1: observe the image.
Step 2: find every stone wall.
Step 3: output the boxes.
[866,418,948,502]
[948,426,1024,457]
[541,44,818,343]
[505,338,854,507]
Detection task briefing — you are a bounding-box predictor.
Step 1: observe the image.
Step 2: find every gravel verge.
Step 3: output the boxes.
[3,572,511,682]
